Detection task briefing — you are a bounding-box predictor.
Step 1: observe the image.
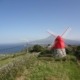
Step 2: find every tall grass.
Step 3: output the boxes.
[0,53,32,80]
[24,55,80,80]
[0,53,80,80]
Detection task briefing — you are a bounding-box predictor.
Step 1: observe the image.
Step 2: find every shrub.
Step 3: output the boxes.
[65,45,74,54]
[74,46,80,60]
[30,45,44,52]
[38,50,54,57]
[77,46,80,50]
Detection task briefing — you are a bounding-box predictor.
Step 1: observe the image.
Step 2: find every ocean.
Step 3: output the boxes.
[0,44,26,54]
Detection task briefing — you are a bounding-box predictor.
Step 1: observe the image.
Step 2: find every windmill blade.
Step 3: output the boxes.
[47,30,57,49]
[61,27,71,37]
[47,30,56,37]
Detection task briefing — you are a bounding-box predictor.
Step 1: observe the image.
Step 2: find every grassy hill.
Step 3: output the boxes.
[0,52,80,80]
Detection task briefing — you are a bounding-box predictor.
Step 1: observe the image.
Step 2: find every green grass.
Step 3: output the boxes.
[0,53,80,80]
[23,56,80,80]
[0,52,26,67]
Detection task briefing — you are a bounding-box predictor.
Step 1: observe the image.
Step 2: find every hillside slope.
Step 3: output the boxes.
[0,53,80,80]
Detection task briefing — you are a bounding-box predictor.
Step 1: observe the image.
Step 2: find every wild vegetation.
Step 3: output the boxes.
[0,45,80,80]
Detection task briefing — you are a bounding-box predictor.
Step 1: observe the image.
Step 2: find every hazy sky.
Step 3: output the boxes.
[0,0,80,43]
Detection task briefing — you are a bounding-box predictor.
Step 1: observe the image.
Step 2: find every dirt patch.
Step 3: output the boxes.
[16,76,25,80]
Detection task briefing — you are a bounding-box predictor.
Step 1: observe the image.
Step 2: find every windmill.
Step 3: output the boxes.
[47,27,71,58]
[24,40,29,53]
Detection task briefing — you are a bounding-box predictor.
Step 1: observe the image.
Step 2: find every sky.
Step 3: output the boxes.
[0,0,80,44]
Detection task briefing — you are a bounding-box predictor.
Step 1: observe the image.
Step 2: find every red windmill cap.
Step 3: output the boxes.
[51,36,65,49]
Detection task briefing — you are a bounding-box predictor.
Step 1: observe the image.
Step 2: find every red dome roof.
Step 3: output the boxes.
[51,36,65,49]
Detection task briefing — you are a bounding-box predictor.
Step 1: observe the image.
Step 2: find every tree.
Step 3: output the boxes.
[75,46,80,60]
[31,45,44,52]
